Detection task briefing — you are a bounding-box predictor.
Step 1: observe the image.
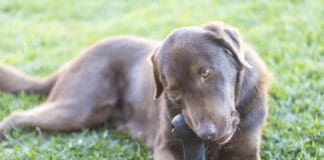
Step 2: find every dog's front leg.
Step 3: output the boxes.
[153,139,183,160]
[154,148,180,160]
[153,124,183,160]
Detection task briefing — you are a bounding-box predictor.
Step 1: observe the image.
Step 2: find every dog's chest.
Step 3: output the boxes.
[205,142,222,159]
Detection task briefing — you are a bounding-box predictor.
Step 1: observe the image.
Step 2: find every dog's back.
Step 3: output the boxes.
[0,36,161,149]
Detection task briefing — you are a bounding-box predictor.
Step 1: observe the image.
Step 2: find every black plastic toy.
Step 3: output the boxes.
[171,113,206,160]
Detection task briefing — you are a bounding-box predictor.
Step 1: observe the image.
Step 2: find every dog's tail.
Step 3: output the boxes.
[0,62,58,95]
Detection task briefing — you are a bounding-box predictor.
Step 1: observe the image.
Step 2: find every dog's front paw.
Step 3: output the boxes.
[0,118,13,141]
[0,124,6,142]
[0,133,4,141]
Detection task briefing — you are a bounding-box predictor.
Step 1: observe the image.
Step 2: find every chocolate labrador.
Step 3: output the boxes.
[0,22,271,160]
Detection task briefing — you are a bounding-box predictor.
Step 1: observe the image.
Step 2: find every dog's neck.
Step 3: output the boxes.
[165,97,182,118]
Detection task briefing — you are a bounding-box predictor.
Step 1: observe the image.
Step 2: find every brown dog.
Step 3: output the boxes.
[0,22,270,160]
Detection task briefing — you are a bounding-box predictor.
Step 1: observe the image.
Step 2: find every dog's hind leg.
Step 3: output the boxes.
[0,62,58,95]
[0,100,112,139]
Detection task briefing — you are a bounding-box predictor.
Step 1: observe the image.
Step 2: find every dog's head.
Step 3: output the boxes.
[151,22,251,143]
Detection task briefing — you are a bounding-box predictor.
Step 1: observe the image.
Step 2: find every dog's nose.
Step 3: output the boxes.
[197,123,217,140]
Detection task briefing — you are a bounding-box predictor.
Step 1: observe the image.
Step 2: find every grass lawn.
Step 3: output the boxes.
[0,0,323,159]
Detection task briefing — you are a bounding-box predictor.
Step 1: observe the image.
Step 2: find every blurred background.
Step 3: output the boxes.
[0,0,323,159]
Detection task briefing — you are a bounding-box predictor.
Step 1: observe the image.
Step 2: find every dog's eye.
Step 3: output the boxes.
[168,89,181,100]
[200,67,211,78]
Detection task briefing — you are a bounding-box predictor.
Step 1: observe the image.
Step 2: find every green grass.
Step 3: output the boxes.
[0,0,323,159]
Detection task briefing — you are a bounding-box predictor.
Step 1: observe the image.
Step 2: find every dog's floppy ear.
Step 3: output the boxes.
[203,22,252,68]
[150,47,164,99]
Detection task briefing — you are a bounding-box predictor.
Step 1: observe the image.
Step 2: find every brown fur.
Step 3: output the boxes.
[0,22,270,160]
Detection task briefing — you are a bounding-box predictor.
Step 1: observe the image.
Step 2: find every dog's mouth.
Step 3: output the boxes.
[212,117,239,144]
[213,129,235,144]
[211,111,239,144]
